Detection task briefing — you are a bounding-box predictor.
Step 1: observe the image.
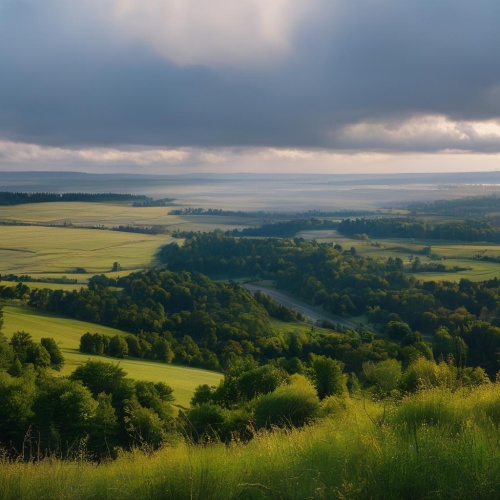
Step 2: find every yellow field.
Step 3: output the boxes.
[0,202,261,231]
[2,305,222,407]
[0,202,184,227]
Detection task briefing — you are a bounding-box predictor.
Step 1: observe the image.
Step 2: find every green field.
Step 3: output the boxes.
[0,225,174,278]
[0,202,183,227]
[2,305,222,407]
[298,229,500,282]
[0,202,263,232]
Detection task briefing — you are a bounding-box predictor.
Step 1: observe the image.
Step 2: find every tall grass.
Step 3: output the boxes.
[1,385,499,499]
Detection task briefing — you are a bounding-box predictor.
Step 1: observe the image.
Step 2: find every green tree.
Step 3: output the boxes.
[387,321,413,341]
[124,402,166,450]
[108,335,129,358]
[362,359,402,396]
[40,338,65,370]
[88,392,119,457]
[309,355,347,399]
[0,369,36,451]
[9,331,34,364]
[33,377,97,454]
[0,332,15,372]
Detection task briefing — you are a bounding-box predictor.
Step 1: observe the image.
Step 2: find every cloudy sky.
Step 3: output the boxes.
[1,0,500,174]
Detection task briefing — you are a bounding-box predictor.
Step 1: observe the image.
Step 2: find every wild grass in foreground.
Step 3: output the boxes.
[1,385,498,499]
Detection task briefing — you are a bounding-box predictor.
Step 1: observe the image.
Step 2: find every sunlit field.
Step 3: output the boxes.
[0,202,264,231]
[2,305,222,407]
[0,225,173,276]
[0,202,183,227]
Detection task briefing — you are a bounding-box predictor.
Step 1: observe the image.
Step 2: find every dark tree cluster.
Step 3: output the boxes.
[229,218,338,238]
[407,194,500,217]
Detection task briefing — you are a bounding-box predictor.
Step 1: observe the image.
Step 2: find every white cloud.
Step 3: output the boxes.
[0,141,189,168]
[109,0,313,67]
[3,140,500,176]
[335,116,500,152]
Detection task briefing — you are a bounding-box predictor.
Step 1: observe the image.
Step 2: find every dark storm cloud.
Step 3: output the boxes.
[1,0,500,153]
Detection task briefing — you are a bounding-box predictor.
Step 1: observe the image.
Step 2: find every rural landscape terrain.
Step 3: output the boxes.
[3,1,500,497]
[0,171,499,498]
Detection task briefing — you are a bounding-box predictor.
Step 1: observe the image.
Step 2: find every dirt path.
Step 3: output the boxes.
[244,283,375,333]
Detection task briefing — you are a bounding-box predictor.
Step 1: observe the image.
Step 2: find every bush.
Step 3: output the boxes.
[388,389,463,431]
[254,376,320,429]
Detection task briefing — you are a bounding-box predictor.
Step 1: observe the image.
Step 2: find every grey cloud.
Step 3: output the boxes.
[1,0,500,154]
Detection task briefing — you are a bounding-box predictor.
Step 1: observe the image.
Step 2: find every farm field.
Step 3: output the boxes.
[298,229,500,281]
[2,305,222,407]
[0,202,264,231]
[0,225,173,277]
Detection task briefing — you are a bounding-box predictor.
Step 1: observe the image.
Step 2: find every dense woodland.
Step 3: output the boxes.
[160,233,500,376]
[338,216,500,242]
[406,193,500,216]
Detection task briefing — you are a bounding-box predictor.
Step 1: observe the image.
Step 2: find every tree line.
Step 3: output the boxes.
[0,192,149,205]
[337,217,500,243]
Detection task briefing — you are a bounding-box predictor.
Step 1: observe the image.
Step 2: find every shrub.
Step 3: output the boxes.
[254,376,320,429]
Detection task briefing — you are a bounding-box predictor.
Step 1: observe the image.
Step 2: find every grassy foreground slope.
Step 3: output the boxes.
[2,305,222,407]
[0,385,498,499]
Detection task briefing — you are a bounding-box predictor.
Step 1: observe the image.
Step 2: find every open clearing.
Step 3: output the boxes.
[2,305,222,407]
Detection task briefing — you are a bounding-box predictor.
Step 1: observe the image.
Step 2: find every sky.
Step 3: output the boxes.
[1,0,500,175]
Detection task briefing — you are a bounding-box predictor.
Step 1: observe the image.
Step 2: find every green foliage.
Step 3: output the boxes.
[338,216,500,243]
[0,385,499,498]
[208,362,287,408]
[88,392,119,456]
[253,375,320,429]
[362,359,402,397]
[182,403,228,443]
[0,369,36,451]
[40,338,64,370]
[387,321,413,341]
[107,335,129,358]
[309,355,347,399]
[124,402,167,450]
[33,377,98,454]
[69,361,129,399]
[0,332,15,372]
[9,331,51,369]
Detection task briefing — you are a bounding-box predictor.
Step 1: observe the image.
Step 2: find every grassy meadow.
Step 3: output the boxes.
[0,225,173,278]
[2,305,222,407]
[0,385,498,499]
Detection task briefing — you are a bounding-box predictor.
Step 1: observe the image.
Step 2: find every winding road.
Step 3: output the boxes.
[244,283,375,333]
